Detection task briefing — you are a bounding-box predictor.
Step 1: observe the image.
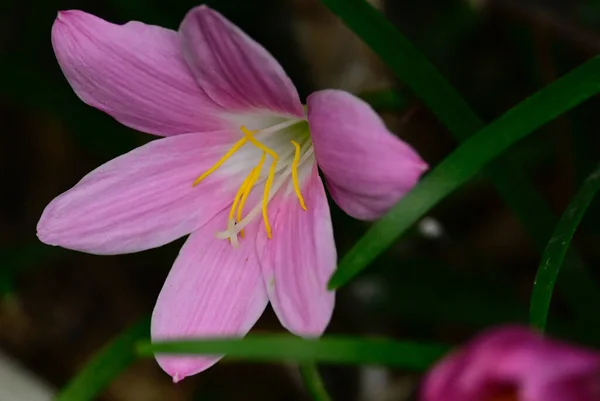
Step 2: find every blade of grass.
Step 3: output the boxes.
[299,363,333,401]
[328,55,600,292]
[319,0,481,135]
[54,318,150,401]
[138,336,448,370]
[319,0,600,313]
[316,0,569,259]
[530,163,600,332]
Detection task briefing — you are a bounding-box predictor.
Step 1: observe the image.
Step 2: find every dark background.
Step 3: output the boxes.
[2,0,600,400]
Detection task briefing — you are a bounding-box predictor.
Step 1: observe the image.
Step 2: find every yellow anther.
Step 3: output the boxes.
[229,167,256,221]
[290,140,307,211]
[262,159,278,239]
[237,152,266,238]
[193,137,248,186]
[240,126,279,160]
[240,126,279,239]
[194,125,305,243]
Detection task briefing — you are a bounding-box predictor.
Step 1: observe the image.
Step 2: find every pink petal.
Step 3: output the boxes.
[52,10,224,136]
[37,132,243,254]
[307,90,428,220]
[257,164,336,336]
[536,372,600,401]
[421,326,600,401]
[179,6,304,118]
[151,213,268,380]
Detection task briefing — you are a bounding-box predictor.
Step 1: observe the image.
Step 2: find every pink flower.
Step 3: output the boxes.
[422,326,600,401]
[38,5,427,381]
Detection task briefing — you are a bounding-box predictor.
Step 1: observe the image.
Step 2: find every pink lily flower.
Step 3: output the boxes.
[421,326,600,401]
[38,5,427,381]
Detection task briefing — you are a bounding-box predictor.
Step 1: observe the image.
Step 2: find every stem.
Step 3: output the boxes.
[298,363,333,401]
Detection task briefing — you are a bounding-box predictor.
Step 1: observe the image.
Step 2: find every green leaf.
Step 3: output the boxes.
[530,163,600,332]
[318,0,600,316]
[299,363,333,401]
[328,55,600,290]
[138,336,448,370]
[54,318,150,401]
[319,0,481,135]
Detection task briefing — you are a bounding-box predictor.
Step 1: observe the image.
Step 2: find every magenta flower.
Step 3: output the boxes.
[422,326,600,401]
[38,5,427,380]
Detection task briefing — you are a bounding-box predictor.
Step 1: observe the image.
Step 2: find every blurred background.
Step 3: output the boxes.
[2,0,600,400]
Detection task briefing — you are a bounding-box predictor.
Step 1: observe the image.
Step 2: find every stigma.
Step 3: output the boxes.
[193,123,308,246]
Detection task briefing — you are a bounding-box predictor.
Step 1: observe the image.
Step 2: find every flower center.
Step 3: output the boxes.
[488,389,519,401]
[192,120,310,246]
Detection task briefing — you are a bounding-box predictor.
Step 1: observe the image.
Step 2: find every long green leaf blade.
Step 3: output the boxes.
[530,164,600,331]
[319,0,600,313]
[54,318,150,401]
[329,55,600,289]
[319,0,481,135]
[138,336,448,370]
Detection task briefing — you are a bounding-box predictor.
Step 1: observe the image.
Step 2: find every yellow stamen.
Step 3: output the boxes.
[290,140,307,211]
[240,126,279,239]
[262,161,278,239]
[240,126,279,160]
[229,167,257,221]
[194,124,308,244]
[237,152,267,238]
[193,137,248,186]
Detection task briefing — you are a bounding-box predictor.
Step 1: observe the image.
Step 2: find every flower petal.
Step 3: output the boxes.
[535,371,600,401]
[151,214,268,380]
[37,132,247,254]
[421,326,600,401]
[52,10,224,136]
[257,164,336,336]
[179,6,304,118]
[307,90,428,220]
